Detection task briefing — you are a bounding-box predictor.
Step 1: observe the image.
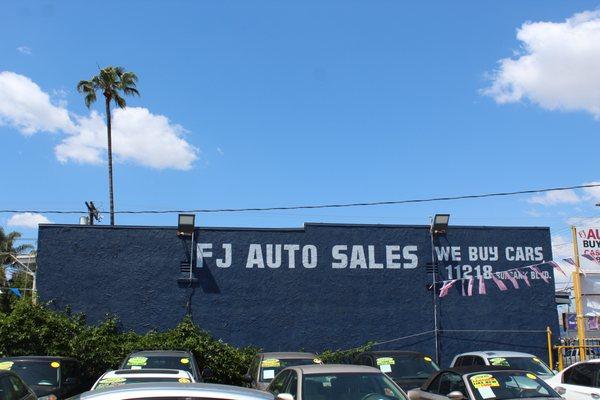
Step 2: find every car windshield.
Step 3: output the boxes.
[302,373,407,400]
[487,357,552,375]
[93,376,190,389]
[467,371,559,400]
[260,358,318,382]
[3,360,60,387]
[374,355,439,379]
[123,356,193,374]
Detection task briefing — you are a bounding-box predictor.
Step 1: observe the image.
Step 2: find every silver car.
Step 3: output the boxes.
[69,382,274,400]
[407,367,560,400]
[267,364,407,400]
[245,352,321,391]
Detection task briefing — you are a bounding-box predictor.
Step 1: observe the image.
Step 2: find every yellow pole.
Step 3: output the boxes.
[546,326,553,370]
[572,226,586,361]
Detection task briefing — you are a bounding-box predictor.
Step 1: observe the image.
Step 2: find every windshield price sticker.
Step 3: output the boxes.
[261,359,280,368]
[424,356,432,362]
[127,357,148,366]
[313,358,323,364]
[180,358,190,364]
[97,377,127,388]
[489,358,509,366]
[526,373,537,380]
[51,361,60,368]
[0,361,13,370]
[532,357,541,363]
[376,357,395,366]
[380,364,392,373]
[470,374,500,388]
[478,387,496,399]
[178,378,191,383]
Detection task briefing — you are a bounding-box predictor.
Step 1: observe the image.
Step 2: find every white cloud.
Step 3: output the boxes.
[528,190,581,205]
[56,107,198,170]
[16,46,32,55]
[217,147,224,155]
[0,71,74,134]
[567,216,600,227]
[484,10,600,118]
[0,71,198,170]
[7,213,51,229]
[582,181,600,202]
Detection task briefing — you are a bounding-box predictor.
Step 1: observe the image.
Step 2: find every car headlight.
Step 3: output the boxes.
[38,394,58,400]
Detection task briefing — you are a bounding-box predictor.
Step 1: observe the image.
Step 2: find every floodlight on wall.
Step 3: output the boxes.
[177,214,196,236]
[431,214,450,236]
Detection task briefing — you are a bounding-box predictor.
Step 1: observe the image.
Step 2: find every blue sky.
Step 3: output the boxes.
[1,0,600,263]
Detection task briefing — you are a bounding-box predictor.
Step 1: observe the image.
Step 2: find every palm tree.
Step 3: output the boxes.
[77,66,139,225]
[0,228,33,286]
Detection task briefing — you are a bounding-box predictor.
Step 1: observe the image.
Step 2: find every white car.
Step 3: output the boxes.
[544,359,600,400]
[73,382,273,400]
[451,351,555,379]
[91,369,195,390]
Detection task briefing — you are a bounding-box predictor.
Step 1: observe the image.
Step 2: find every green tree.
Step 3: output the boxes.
[77,66,140,225]
[0,228,34,309]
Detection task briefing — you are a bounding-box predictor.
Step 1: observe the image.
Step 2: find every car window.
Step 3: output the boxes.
[426,373,443,393]
[0,376,18,400]
[286,371,298,398]
[8,376,30,398]
[433,373,465,396]
[472,357,485,366]
[563,363,598,387]
[270,370,292,395]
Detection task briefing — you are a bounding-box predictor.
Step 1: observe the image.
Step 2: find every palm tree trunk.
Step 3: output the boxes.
[105,96,115,225]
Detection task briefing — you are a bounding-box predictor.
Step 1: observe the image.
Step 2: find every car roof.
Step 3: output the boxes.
[259,352,316,359]
[454,351,537,358]
[101,369,192,378]
[126,350,193,357]
[0,356,79,362]
[289,364,382,374]
[359,350,425,357]
[78,382,272,400]
[443,366,517,374]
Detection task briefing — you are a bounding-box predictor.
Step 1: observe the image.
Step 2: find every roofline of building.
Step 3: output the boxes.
[38,222,551,232]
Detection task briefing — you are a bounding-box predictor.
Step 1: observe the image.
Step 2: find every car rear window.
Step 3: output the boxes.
[124,356,194,374]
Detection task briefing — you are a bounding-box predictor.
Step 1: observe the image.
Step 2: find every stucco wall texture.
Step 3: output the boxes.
[37,223,558,366]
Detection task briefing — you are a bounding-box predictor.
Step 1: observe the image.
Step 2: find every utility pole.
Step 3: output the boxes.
[85,201,101,225]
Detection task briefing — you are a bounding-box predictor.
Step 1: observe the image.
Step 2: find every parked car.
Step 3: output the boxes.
[354,350,440,390]
[267,364,407,400]
[91,368,195,390]
[450,351,554,379]
[561,348,600,367]
[544,358,600,400]
[0,369,37,400]
[407,366,560,400]
[119,350,202,381]
[245,352,321,390]
[69,382,273,400]
[0,356,87,399]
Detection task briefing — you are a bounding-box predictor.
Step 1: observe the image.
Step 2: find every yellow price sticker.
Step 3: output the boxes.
[51,362,60,368]
[424,356,432,362]
[526,373,537,380]
[178,378,191,383]
[261,359,280,368]
[470,374,500,389]
[180,358,190,364]
[376,357,395,366]
[313,358,323,364]
[0,361,13,370]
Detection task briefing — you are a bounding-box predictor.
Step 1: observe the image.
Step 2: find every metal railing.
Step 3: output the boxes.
[555,339,600,370]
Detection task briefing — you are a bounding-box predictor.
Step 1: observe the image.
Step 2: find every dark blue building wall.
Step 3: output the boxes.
[36,223,558,366]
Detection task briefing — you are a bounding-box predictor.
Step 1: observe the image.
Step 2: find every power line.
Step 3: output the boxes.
[1,182,600,215]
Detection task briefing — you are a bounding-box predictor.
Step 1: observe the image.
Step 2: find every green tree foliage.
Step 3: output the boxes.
[0,301,370,385]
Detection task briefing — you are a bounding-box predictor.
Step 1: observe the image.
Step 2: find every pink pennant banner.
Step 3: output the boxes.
[505,271,519,289]
[491,273,508,291]
[461,279,466,296]
[467,277,474,296]
[530,265,550,283]
[548,260,567,277]
[439,280,457,298]
[478,274,487,295]
[519,270,531,287]
[582,254,600,265]
[563,258,576,266]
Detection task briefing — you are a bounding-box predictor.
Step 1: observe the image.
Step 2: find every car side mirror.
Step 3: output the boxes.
[276,394,294,400]
[447,391,465,400]
[202,367,213,379]
[554,386,566,395]
[243,373,253,383]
